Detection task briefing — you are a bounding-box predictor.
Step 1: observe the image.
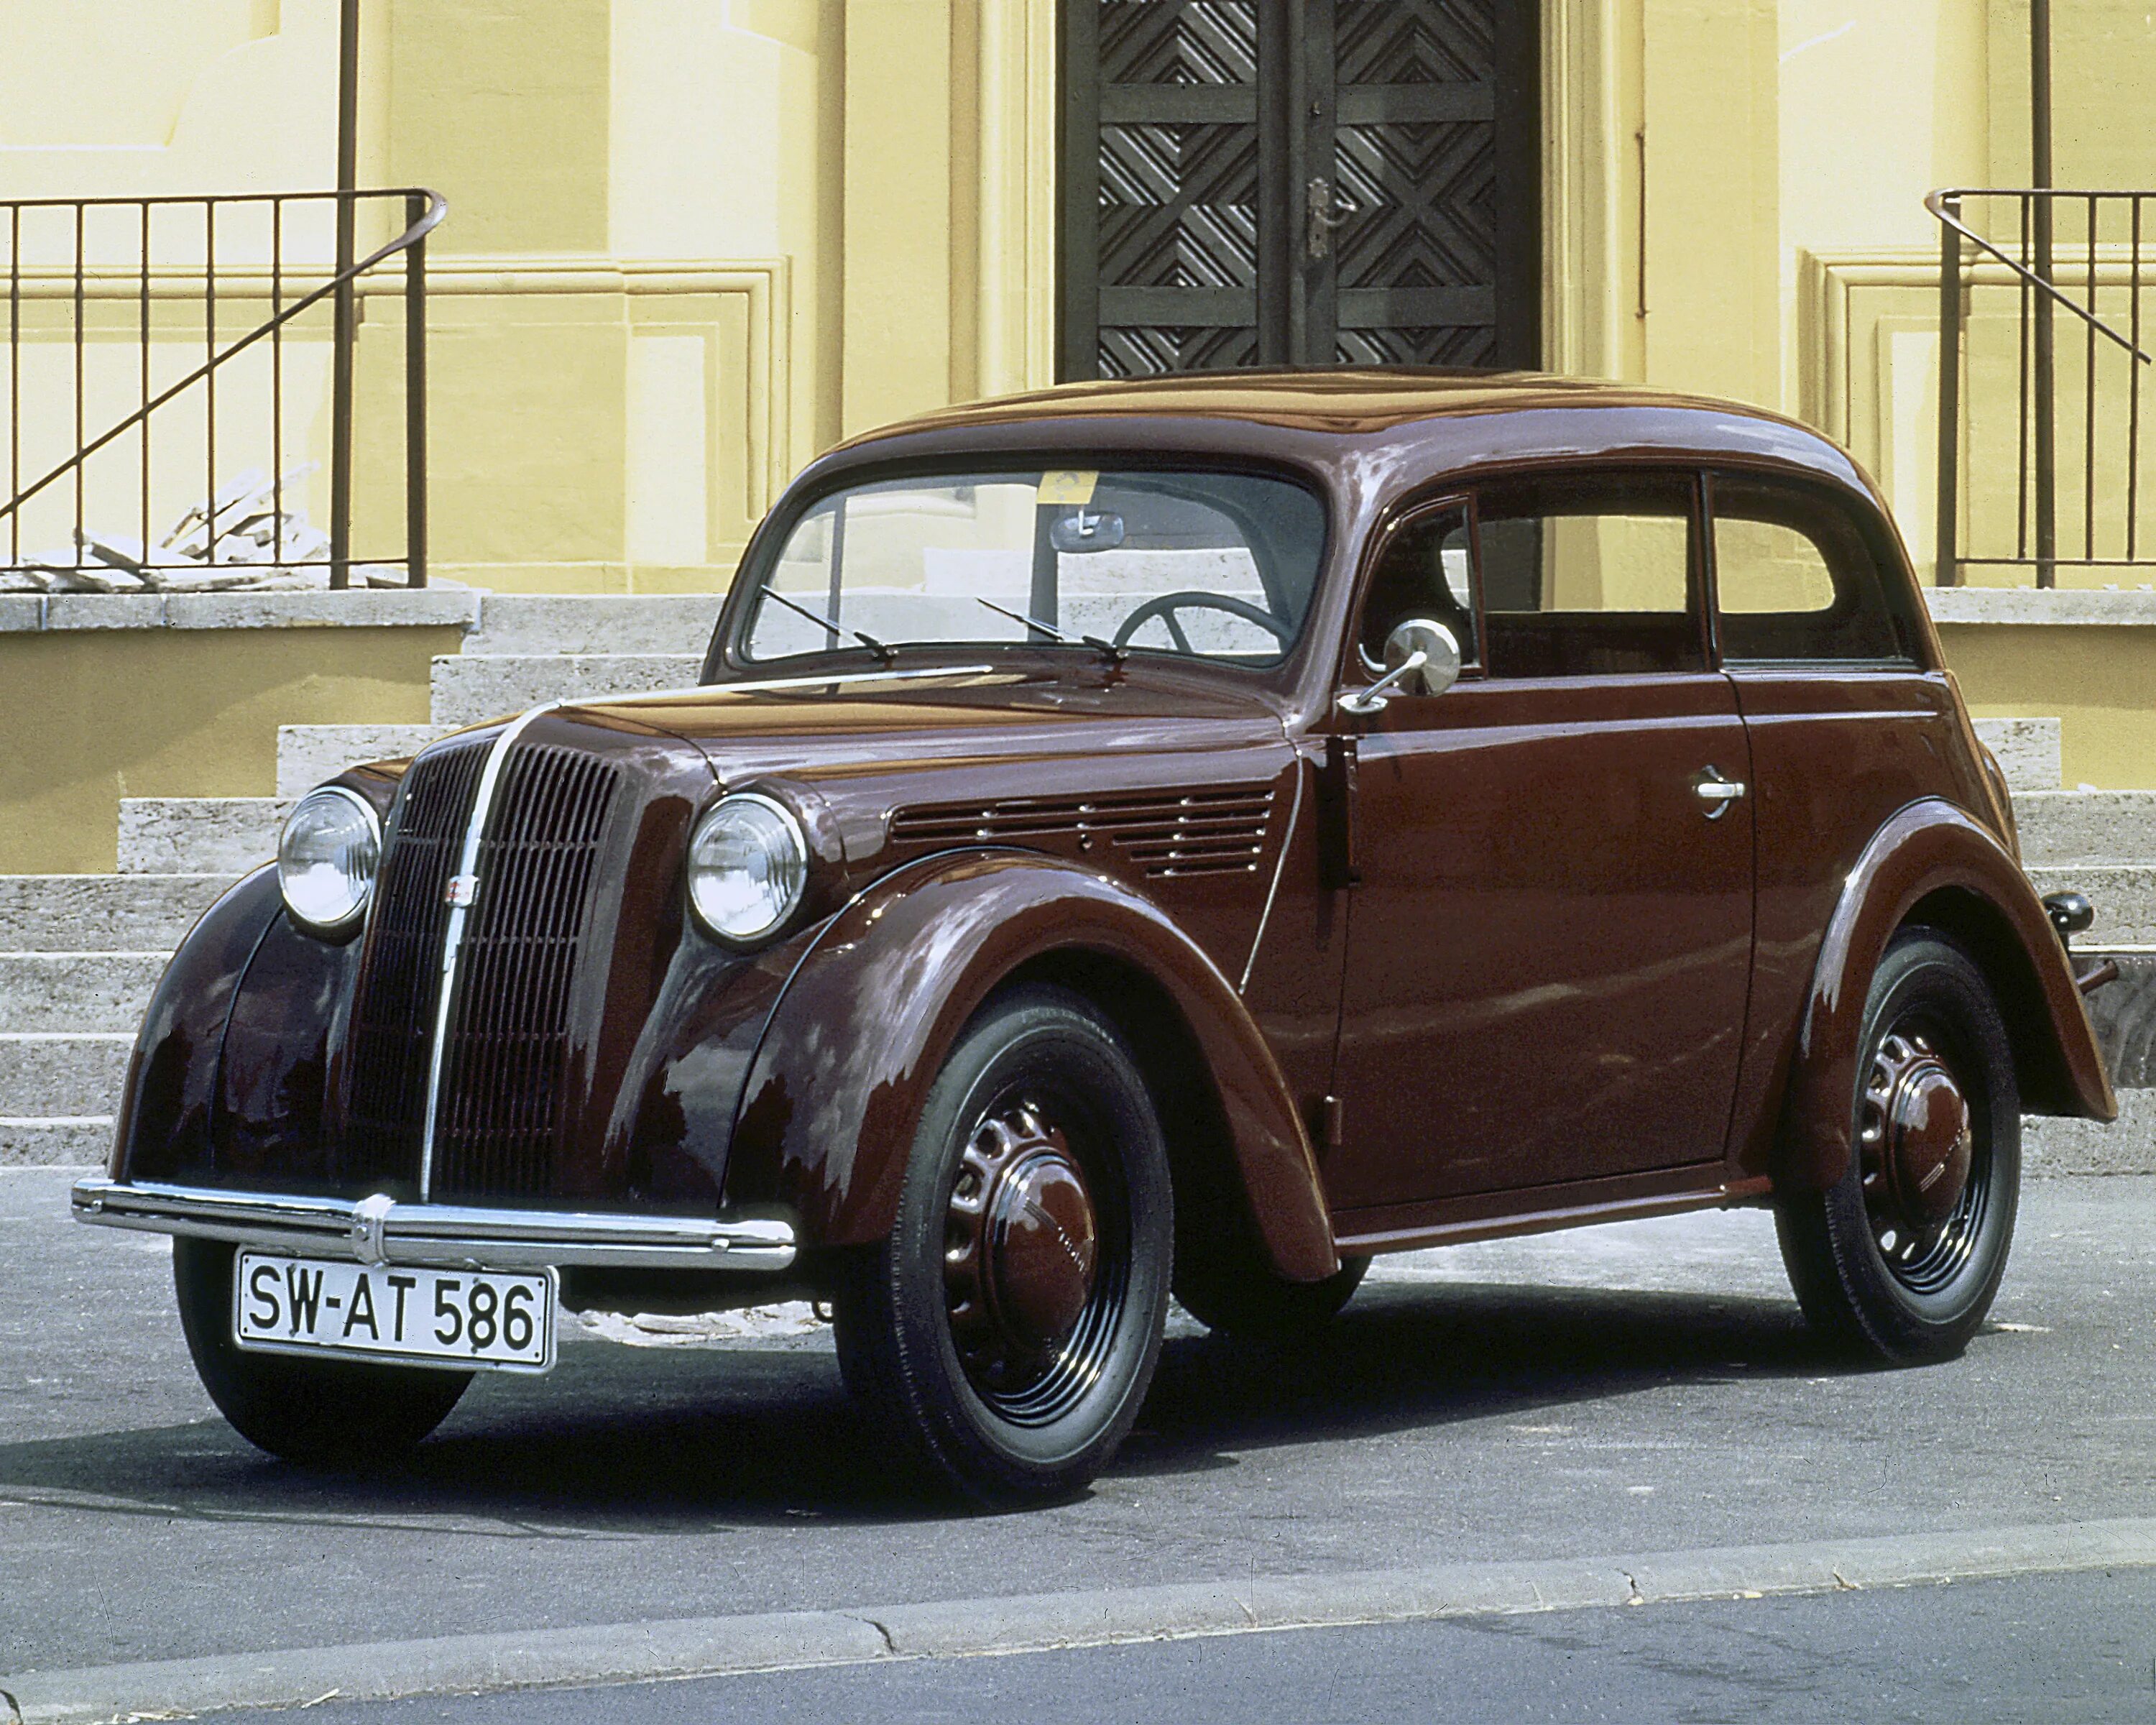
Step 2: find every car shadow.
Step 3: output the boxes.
[0,1279,1861,1532]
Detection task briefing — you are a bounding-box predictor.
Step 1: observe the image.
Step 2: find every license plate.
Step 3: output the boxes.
[233,1252,556,1374]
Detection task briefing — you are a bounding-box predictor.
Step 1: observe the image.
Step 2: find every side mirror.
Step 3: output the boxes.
[1383,617,1462,698]
[1337,619,1462,715]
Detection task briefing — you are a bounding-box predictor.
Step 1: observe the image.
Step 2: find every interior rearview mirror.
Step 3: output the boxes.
[1383,617,1462,698]
[1049,507,1125,554]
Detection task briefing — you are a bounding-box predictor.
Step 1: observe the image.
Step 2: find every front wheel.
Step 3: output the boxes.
[174,1238,471,1466]
[832,984,1173,1506]
[1775,932,2020,1363]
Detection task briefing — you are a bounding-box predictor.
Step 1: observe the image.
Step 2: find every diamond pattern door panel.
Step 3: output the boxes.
[1333,0,1499,365]
[1059,0,1535,378]
[1074,1,1274,377]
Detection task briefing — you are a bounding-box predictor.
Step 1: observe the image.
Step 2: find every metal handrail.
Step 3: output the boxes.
[1,187,444,589]
[1927,189,2154,365]
[1931,187,2156,589]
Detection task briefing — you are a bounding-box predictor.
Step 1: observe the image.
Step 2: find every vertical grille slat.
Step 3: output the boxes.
[340,738,492,1187]
[432,745,622,1201]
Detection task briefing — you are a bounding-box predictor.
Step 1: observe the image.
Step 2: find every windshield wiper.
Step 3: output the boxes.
[974,596,1126,665]
[760,586,895,663]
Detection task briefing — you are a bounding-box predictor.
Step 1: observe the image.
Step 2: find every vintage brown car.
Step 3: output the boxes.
[75,371,2117,1505]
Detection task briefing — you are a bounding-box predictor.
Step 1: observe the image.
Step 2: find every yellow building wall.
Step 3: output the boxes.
[0,625,455,875]
[7,0,2156,820]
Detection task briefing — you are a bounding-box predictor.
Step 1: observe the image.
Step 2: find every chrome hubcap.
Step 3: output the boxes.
[945,1103,1100,1399]
[1859,1024,1986,1292]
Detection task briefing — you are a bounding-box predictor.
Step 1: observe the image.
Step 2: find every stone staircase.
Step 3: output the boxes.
[3,607,2152,1172]
[1986,719,2156,1173]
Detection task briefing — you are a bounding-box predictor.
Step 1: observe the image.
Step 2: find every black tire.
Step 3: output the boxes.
[174,1238,471,1466]
[1775,932,2020,1363]
[831,983,1173,1506]
[1175,1243,1369,1341]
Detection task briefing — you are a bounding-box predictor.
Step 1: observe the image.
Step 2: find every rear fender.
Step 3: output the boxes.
[726,850,1340,1282]
[1781,798,2117,1192]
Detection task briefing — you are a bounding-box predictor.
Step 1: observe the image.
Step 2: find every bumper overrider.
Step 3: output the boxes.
[70,1178,797,1274]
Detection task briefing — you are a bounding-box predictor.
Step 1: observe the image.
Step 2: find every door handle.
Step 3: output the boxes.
[1306,175,1355,260]
[1693,765,1748,819]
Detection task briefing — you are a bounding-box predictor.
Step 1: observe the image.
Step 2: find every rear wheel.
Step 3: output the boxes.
[174,1238,471,1466]
[1775,933,2020,1363]
[832,984,1173,1506]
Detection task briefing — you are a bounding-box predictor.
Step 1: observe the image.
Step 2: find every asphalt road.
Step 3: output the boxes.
[4,1166,2152,1704]
[202,1565,2156,1725]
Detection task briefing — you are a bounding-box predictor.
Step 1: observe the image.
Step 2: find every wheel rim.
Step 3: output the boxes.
[943,1092,1128,1425]
[1858,1014,1991,1296]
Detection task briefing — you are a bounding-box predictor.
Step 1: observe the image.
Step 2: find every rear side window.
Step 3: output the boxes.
[1476,472,1703,678]
[1711,475,1918,663]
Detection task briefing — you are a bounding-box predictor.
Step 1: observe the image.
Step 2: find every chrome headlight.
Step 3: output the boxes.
[277,786,382,934]
[686,794,808,943]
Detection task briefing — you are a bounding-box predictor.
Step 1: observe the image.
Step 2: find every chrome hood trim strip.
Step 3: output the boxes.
[70,1177,797,1273]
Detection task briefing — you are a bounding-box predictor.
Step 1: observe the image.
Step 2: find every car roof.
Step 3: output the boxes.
[842,368,1828,454]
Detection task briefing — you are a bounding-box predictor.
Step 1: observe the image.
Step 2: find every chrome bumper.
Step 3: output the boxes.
[70,1178,797,1273]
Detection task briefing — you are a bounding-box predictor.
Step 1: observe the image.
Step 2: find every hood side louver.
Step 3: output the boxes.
[890,786,1277,879]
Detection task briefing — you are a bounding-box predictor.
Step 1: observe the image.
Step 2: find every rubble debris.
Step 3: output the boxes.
[0,466,405,592]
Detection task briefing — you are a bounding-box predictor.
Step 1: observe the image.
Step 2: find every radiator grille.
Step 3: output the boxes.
[430,745,622,1200]
[340,737,491,1187]
[890,786,1277,878]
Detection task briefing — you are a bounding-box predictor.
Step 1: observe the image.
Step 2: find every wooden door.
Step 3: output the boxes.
[1058,0,1540,378]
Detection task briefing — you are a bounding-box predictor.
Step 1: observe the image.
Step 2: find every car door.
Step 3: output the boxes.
[1323,469,1756,1215]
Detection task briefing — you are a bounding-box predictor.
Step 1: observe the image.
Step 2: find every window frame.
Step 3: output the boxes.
[1466,466,1716,686]
[716,453,1337,682]
[1345,491,1487,684]
[1702,468,1926,671]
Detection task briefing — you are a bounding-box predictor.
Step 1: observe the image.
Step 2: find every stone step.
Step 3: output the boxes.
[0,1116,114,1167]
[0,1033,132,1117]
[2012,790,2156,867]
[0,874,228,952]
[278,724,452,798]
[1972,717,2061,792]
[2024,1088,2156,1176]
[465,594,723,657]
[430,654,704,727]
[117,798,287,875]
[0,952,169,1034]
[2083,953,2156,1088]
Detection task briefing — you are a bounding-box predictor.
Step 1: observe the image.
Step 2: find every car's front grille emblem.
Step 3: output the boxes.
[442,873,479,907]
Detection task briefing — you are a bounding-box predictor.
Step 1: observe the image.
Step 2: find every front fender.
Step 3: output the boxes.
[113,865,283,1183]
[725,850,1339,1282]
[1782,797,2117,1191]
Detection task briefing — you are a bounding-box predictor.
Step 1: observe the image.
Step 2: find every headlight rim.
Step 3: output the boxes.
[685,790,811,947]
[686,794,811,949]
[277,783,384,937]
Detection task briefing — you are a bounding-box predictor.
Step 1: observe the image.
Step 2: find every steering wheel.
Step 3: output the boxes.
[1110,591,1295,654]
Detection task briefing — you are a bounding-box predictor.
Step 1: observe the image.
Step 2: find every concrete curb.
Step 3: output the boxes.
[9,1517,2156,1722]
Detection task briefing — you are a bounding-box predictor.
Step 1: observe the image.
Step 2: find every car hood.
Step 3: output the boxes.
[551,662,1292,791]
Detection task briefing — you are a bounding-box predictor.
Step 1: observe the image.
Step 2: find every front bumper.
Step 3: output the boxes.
[70,1178,796,1273]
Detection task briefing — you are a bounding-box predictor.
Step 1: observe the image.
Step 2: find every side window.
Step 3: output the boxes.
[1477,472,1703,678]
[1712,474,1918,663]
[1358,502,1478,671]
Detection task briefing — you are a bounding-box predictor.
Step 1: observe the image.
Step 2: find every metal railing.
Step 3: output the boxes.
[0,188,443,591]
[1932,188,2156,588]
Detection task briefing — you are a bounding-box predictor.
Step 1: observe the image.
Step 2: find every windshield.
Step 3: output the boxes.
[740,467,1327,668]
